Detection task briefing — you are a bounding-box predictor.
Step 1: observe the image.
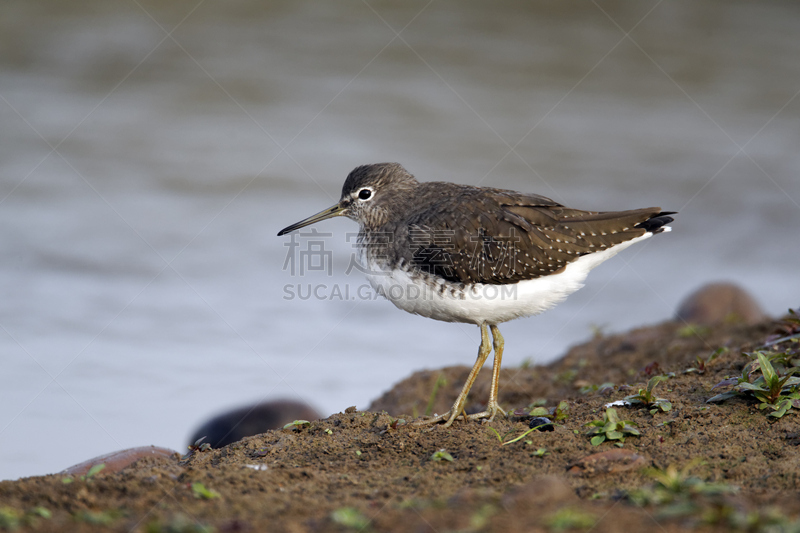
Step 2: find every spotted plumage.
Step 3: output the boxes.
[278,162,675,427]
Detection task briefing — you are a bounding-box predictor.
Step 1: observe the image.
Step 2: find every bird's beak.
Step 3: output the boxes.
[277,203,347,236]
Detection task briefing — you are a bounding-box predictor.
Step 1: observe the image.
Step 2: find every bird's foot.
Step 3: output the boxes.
[464,402,507,423]
[413,403,507,428]
[413,409,463,428]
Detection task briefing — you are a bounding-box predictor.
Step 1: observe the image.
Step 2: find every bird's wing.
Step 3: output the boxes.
[401,189,670,285]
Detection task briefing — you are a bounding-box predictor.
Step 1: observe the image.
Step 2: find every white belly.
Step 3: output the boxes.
[362,233,653,326]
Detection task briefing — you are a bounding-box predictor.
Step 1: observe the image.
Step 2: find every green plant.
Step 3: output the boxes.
[283,419,311,430]
[0,507,20,531]
[430,449,454,462]
[181,437,212,461]
[545,507,597,532]
[331,507,370,530]
[578,382,615,395]
[629,459,737,506]
[532,447,548,457]
[487,418,552,446]
[554,400,569,421]
[191,482,220,500]
[584,407,640,446]
[678,324,711,338]
[707,351,800,418]
[469,504,497,530]
[684,347,726,374]
[74,510,122,526]
[513,400,567,420]
[60,462,106,484]
[625,376,672,414]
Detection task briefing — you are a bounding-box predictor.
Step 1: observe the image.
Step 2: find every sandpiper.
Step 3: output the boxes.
[278,163,674,427]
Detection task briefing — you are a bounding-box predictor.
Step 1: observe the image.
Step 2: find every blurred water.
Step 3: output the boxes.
[1,0,799,481]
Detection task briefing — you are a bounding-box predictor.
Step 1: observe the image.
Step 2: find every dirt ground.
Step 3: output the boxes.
[2,309,800,533]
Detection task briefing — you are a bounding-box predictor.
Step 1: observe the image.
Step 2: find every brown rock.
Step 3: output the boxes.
[62,446,179,476]
[676,282,766,325]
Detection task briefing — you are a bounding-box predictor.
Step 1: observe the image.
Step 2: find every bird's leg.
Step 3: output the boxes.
[486,325,507,419]
[459,324,506,422]
[415,323,491,427]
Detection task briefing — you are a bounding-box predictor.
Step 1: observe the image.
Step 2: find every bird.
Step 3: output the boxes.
[278,163,674,427]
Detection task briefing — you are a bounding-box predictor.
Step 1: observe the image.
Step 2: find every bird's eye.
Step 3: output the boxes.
[358,189,372,200]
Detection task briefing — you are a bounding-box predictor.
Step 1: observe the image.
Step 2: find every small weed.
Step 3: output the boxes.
[0,506,52,531]
[282,419,311,430]
[355,450,362,457]
[191,482,220,500]
[763,308,800,347]
[74,509,123,526]
[331,507,370,530]
[678,324,711,338]
[585,407,640,446]
[554,400,569,422]
[512,399,548,417]
[181,437,212,461]
[487,421,549,446]
[685,347,726,374]
[629,459,737,506]
[86,463,105,478]
[579,382,615,395]
[60,462,106,485]
[545,507,597,532]
[469,504,497,530]
[513,400,567,421]
[324,428,333,435]
[556,369,577,384]
[0,508,20,531]
[625,376,672,414]
[425,374,447,417]
[532,447,549,457]
[430,449,454,462]
[707,351,800,418]
[30,507,51,520]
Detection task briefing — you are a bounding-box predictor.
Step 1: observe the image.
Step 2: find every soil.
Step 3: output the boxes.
[2,311,800,533]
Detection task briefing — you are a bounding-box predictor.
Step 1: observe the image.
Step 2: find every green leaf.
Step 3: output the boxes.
[282,420,310,430]
[706,391,738,403]
[31,507,51,519]
[555,401,570,422]
[85,463,105,478]
[590,435,605,446]
[191,482,221,500]
[647,375,669,393]
[757,352,777,385]
[607,431,624,440]
[737,382,767,392]
[430,449,454,462]
[331,507,370,530]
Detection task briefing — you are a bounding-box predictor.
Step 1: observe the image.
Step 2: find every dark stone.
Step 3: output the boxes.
[189,400,322,448]
[529,417,554,431]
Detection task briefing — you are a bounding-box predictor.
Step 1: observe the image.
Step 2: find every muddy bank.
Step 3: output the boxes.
[1,311,799,532]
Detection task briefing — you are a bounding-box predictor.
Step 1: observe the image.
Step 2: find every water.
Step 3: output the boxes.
[1,0,799,481]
